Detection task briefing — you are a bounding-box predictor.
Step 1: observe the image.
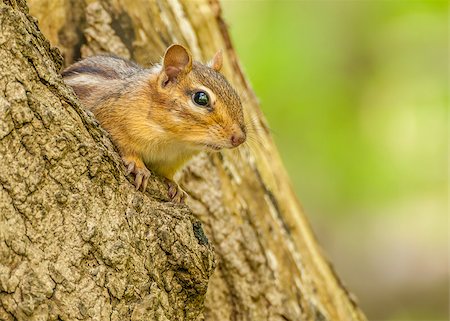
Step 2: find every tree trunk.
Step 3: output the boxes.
[0,0,367,320]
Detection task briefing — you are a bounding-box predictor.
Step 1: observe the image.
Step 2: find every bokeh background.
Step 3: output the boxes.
[222,1,448,320]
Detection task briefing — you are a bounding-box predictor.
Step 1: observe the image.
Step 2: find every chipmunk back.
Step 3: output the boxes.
[63,45,246,202]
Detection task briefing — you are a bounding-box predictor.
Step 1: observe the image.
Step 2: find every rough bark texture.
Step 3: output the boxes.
[0,1,214,320]
[0,0,368,320]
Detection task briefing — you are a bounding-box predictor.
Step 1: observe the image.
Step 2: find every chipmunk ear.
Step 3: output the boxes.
[209,50,223,72]
[162,44,192,85]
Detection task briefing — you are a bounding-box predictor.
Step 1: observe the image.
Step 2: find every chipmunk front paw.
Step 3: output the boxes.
[122,156,151,191]
[164,178,187,204]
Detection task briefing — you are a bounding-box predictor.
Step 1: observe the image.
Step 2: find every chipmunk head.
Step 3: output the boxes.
[152,44,246,151]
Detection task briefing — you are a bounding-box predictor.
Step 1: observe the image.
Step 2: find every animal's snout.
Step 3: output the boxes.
[230,125,246,147]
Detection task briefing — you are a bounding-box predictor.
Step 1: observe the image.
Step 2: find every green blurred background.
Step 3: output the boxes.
[222,1,448,320]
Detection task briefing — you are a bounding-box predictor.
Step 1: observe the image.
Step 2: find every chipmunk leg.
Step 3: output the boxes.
[122,155,151,191]
[164,178,187,204]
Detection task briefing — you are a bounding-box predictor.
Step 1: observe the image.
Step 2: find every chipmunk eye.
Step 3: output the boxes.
[192,91,210,107]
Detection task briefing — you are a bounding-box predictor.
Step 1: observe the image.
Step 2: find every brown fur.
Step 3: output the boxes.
[62,45,246,191]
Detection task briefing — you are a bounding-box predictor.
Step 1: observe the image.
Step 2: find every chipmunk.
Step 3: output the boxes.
[62,44,246,202]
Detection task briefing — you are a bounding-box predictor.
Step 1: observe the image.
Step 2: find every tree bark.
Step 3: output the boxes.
[0,0,367,320]
[0,2,213,321]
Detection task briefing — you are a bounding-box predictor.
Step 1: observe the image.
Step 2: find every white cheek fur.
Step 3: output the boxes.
[170,116,184,124]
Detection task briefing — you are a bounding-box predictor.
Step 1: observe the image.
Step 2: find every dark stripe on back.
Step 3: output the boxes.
[62,64,118,79]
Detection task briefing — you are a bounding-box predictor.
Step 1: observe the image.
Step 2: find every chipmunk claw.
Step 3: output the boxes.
[122,157,150,191]
[125,162,134,175]
[165,179,187,203]
[134,168,150,191]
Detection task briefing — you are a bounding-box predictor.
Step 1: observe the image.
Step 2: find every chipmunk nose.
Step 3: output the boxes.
[230,126,246,147]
